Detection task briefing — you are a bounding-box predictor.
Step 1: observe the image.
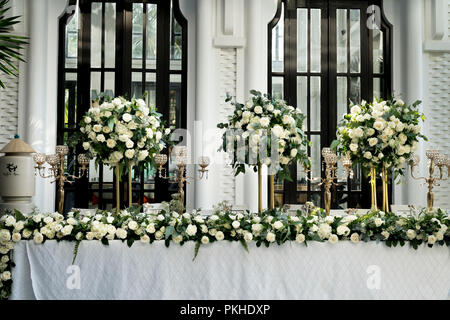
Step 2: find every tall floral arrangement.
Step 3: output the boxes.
[332,97,427,178]
[79,96,171,173]
[217,90,309,181]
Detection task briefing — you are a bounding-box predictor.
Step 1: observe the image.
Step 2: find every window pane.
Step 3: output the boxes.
[336,77,347,124]
[296,76,307,131]
[310,9,321,73]
[64,73,77,129]
[296,8,307,72]
[131,72,143,98]
[104,3,116,68]
[297,162,307,190]
[132,3,143,68]
[310,76,321,131]
[170,9,182,70]
[351,163,362,191]
[65,9,78,68]
[272,77,283,100]
[145,73,156,108]
[336,9,347,73]
[91,2,102,68]
[272,4,284,72]
[104,72,115,98]
[349,9,360,73]
[310,135,321,191]
[349,77,361,104]
[373,29,384,74]
[90,72,101,103]
[374,77,385,100]
[146,4,157,69]
[170,74,182,127]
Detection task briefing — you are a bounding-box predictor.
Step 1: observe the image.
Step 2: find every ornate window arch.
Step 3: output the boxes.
[268,0,392,209]
[57,0,187,212]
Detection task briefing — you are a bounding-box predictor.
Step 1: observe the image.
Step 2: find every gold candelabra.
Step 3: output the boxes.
[155,146,209,213]
[319,148,353,215]
[34,145,90,214]
[409,149,449,211]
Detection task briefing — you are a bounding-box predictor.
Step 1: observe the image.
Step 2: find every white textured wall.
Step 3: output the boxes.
[0,60,20,149]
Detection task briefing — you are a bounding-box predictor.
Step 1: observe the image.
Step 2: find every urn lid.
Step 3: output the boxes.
[0,135,35,154]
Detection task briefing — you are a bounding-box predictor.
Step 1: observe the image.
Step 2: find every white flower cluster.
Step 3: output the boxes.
[80,96,171,170]
[0,206,448,300]
[218,90,309,177]
[335,98,426,174]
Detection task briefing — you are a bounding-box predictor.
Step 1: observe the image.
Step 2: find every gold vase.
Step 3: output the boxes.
[128,163,132,208]
[268,174,275,210]
[115,165,120,216]
[370,167,378,211]
[381,165,390,212]
[258,163,262,214]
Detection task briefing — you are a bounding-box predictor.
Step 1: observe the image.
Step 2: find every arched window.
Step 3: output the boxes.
[57,0,187,212]
[268,0,392,209]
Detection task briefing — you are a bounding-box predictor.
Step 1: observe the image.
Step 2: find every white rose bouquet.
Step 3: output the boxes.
[78,96,172,173]
[217,90,309,181]
[332,97,427,177]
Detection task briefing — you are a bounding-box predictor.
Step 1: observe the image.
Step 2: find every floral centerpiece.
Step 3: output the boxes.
[217,90,309,211]
[1,206,449,299]
[78,96,171,210]
[332,97,427,210]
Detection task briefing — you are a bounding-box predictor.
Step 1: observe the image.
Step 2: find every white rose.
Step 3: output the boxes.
[115,228,127,239]
[374,218,383,227]
[254,105,263,114]
[406,229,416,240]
[427,235,436,245]
[244,232,253,242]
[232,221,240,229]
[34,232,44,244]
[12,232,21,242]
[273,221,283,230]
[290,149,298,158]
[128,220,138,230]
[328,234,338,244]
[296,234,305,243]
[350,143,358,152]
[84,116,92,124]
[381,231,390,239]
[364,151,372,159]
[266,232,276,243]
[155,131,162,141]
[368,138,378,147]
[82,142,90,150]
[373,120,385,131]
[125,139,134,149]
[122,113,132,122]
[1,271,11,281]
[201,236,210,244]
[186,224,198,237]
[215,231,225,241]
[350,233,360,243]
[96,134,105,142]
[354,127,364,138]
[93,124,102,133]
[317,223,332,239]
[22,229,32,239]
[272,125,283,137]
[125,149,135,159]
[146,223,156,234]
[252,223,263,232]
[350,105,361,114]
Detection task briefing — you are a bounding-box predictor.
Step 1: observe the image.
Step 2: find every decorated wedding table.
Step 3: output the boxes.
[2,206,450,300]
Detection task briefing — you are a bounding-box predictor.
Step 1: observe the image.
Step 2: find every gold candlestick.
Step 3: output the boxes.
[410,149,449,211]
[370,167,378,211]
[155,147,210,214]
[34,146,89,214]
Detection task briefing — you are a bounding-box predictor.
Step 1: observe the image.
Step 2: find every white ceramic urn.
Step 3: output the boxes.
[0,136,36,215]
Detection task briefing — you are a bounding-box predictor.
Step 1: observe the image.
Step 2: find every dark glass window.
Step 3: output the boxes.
[57,0,187,213]
[268,0,392,209]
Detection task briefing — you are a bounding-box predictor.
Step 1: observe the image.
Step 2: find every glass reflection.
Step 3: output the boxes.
[310,9,321,73]
[297,8,307,72]
[336,9,347,73]
[349,9,360,73]
[272,4,284,72]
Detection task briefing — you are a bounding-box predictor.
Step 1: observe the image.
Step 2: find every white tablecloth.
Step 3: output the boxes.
[10,240,450,300]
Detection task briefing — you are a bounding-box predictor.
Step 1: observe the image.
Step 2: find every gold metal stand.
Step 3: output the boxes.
[268,174,275,210]
[34,146,89,214]
[115,165,120,216]
[258,163,262,213]
[370,167,378,211]
[410,150,449,211]
[381,166,390,212]
[128,163,132,207]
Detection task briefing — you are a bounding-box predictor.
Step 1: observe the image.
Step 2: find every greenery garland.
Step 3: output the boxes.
[0,206,449,300]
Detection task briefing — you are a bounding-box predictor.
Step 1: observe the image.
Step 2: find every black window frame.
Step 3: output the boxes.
[57,0,188,213]
[268,0,392,209]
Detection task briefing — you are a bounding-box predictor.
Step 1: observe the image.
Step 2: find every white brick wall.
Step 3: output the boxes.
[0,60,20,149]
[217,48,237,203]
[426,52,450,210]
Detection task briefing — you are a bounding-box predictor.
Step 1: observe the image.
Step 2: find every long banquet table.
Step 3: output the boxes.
[10,240,450,300]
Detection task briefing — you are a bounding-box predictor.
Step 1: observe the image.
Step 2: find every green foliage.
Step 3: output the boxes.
[0,0,28,88]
